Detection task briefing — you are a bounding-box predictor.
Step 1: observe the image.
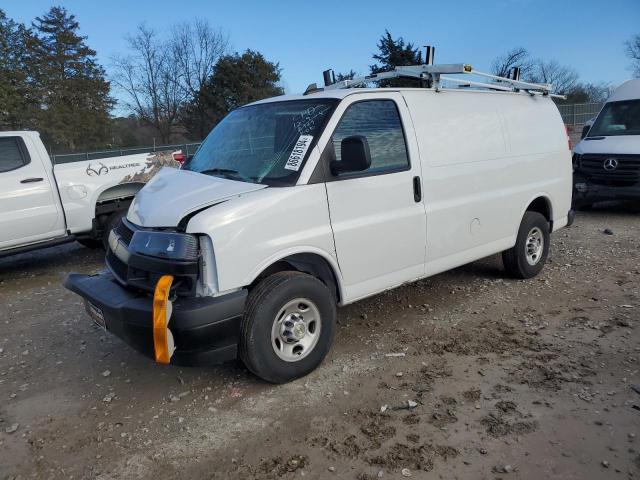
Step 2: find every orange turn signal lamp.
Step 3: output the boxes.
[153,275,175,364]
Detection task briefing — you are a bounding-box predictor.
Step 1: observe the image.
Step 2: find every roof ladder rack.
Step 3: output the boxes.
[323,62,565,99]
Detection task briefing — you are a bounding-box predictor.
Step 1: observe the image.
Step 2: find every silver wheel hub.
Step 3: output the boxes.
[525,227,544,266]
[271,298,321,362]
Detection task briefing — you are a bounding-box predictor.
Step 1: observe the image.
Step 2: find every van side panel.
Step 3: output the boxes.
[403,90,571,275]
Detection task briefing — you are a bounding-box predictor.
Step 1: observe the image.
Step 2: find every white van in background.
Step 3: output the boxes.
[65,64,572,383]
[573,79,640,208]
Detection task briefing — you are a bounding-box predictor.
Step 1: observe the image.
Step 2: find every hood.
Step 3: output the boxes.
[127,167,267,227]
[574,135,640,155]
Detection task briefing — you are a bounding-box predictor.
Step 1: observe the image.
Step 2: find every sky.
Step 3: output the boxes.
[3,0,639,104]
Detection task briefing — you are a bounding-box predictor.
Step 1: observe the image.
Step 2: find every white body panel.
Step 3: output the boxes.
[0,131,177,252]
[319,92,427,302]
[127,167,266,228]
[186,185,338,295]
[0,132,65,248]
[402,90,571,276]
[122,87,572,305]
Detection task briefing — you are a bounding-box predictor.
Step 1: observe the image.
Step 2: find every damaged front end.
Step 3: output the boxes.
[64,216,247,366]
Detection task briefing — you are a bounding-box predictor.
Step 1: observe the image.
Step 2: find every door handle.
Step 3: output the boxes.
[412,176,422,202]
[20,177,44,183]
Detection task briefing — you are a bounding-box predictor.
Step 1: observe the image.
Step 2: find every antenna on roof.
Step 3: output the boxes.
[323,69,336,87]
[424,45,435,66]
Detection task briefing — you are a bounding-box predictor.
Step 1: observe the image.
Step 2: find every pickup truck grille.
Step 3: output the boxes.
[578,154,640,187]
[106,219,199,297]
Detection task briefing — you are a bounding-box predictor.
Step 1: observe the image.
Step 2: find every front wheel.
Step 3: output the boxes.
[101,211,125,249]
[502,212,550,279]
[240,271,336,383]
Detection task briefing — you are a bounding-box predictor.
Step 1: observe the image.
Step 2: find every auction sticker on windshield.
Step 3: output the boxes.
[284,135,313,171]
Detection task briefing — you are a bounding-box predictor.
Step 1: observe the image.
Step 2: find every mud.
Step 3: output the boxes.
[0,202,639,479]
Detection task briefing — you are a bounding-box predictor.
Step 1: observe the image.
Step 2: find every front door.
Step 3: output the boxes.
[323,94,427,302]
[0,136,64,249]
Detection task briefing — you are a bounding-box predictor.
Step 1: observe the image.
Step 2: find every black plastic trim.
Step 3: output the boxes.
[64,271,247,366]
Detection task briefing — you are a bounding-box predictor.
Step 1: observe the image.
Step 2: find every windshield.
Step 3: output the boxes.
[185,99,338,185]
[588,99,640,137]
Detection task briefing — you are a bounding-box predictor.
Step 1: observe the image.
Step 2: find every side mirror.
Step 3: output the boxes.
[330,135,371,175]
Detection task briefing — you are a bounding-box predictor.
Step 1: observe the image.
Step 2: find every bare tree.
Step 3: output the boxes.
[112,24,182,143]
[625,33,640,78]
[170,20,228,99]
[526,60,579,95]
[491,47,534,78]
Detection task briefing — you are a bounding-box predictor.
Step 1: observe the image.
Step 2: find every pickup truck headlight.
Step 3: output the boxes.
[129,231,199,261]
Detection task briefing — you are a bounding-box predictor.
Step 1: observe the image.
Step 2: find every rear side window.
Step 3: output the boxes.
[331,100,409,175]
[0,137,30,173]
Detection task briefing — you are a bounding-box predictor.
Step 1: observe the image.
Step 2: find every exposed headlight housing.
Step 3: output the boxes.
[129,231,199,262]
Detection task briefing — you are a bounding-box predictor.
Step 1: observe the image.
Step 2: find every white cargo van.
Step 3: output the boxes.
[573,79,640,207]
[65,63,572,383]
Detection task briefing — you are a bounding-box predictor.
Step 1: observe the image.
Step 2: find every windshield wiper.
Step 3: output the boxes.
[197,168,251,182]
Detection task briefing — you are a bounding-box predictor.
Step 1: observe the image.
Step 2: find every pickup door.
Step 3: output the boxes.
[0,135,65,250]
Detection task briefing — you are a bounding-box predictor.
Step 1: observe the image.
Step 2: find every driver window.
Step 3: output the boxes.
[0,137,30,173]
[331,100,409,176]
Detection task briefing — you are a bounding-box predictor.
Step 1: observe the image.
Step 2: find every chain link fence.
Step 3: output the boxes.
[51,142,202,165]
[557,102,603,127]
[50,102,605,163]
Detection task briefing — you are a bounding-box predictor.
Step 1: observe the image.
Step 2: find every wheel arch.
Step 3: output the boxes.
[522,194,553,230]
[247,250,344,303]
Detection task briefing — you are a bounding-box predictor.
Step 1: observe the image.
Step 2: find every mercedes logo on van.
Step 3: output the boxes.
[603,158,618,171]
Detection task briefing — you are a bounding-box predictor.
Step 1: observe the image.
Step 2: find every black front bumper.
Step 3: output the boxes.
[64,271,247,366]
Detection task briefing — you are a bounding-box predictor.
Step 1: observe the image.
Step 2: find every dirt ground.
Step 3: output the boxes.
[1,204,639,480]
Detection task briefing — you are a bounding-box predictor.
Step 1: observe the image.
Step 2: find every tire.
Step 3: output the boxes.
[101,211,126,249]
[76,238,102,249]
[502,212,550,279]
[240,271,336,383]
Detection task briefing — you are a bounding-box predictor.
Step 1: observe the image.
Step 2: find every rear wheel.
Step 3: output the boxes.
[240,271,336,383]
[101,211,125,249]
[502,212,550,279]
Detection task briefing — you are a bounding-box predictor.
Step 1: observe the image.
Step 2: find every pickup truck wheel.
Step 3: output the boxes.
[502,212,550,279]
[77,238,102,249]
[240,271,336,383]
[101,211,125,249]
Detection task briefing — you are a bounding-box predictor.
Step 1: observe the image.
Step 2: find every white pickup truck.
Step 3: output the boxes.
[0,131,179,257]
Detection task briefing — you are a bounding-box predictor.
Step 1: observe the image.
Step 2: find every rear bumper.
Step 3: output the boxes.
[64,271,247,366]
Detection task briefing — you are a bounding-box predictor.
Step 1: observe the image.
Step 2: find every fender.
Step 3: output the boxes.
[244,246,345,303]
[519,192,553,225]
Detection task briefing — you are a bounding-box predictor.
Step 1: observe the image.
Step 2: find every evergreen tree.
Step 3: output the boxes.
[182,50,283,139]
[31,6,113,152]
[370,30,422,87]
[0,9,36,130]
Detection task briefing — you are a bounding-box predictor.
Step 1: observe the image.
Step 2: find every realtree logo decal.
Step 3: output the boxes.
[86,163,109,176]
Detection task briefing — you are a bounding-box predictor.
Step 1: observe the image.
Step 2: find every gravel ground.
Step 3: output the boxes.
[0,203,639,480]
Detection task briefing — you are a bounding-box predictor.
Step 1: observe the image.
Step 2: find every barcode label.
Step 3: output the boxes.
[284,135,313,171]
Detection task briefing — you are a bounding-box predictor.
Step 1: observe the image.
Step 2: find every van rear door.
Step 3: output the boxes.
[321,93,427,302]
